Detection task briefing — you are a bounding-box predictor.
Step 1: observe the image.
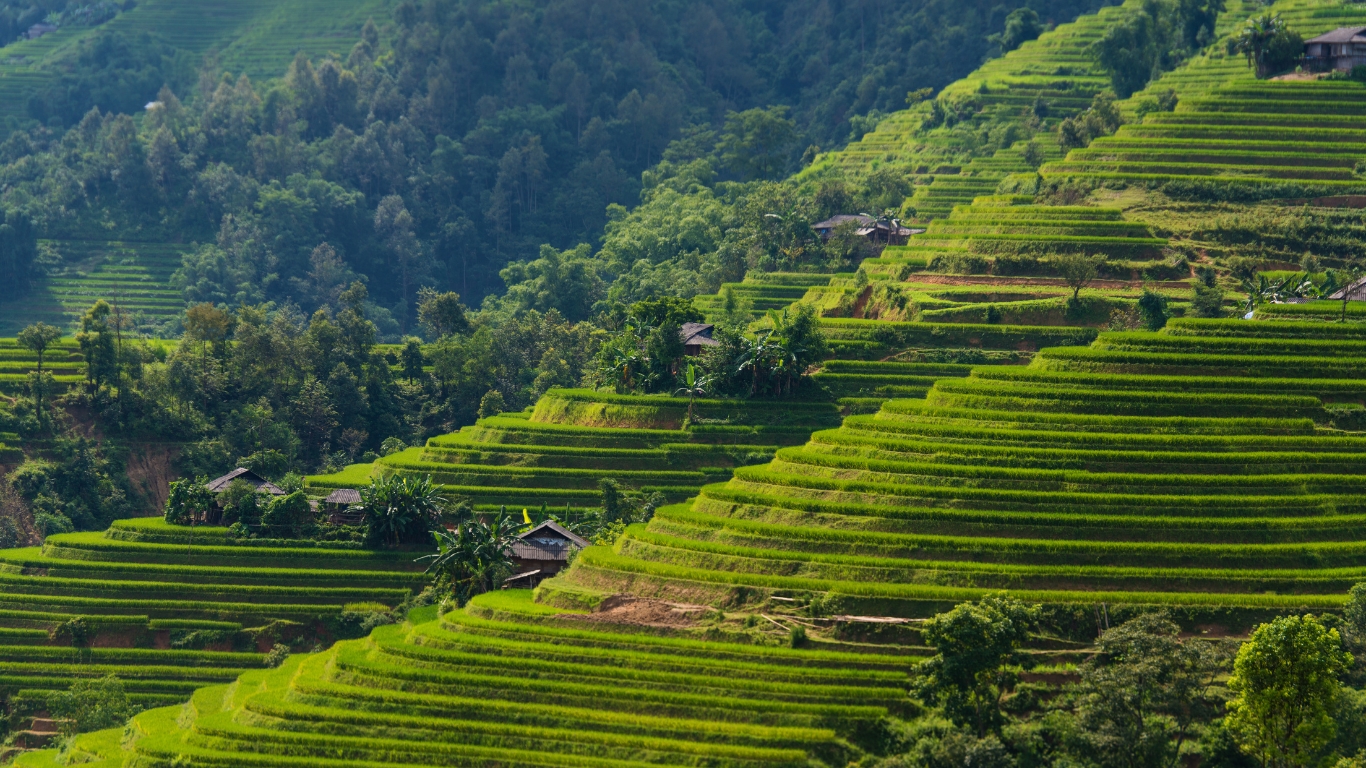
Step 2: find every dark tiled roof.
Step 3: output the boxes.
[680,322,720,348]
[518,520,590,548]
[1306,26,1366,44]
[205,467,286,495]
[324,488,362,505]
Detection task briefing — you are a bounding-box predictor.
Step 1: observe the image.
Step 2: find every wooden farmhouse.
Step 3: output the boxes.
[507,521,590,586]
[1304,27,1366,71]
[680,322,720,356]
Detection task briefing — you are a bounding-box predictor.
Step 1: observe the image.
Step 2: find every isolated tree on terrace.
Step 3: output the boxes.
[1056,253,1101,303]
[1228,13,1303,78]
[19,321,62,424]
[916,595,1040,737]
[674,363,708,424]
[361,473,444,547]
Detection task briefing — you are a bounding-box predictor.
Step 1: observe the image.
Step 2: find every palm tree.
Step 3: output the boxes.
[418,511,518,605]
[673,363,708,424]
[361,473,444,547]
[1228,14,1288,77]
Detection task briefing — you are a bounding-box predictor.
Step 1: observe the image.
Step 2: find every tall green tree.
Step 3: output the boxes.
[916,595,1040,736]
[1226,614,1352,768]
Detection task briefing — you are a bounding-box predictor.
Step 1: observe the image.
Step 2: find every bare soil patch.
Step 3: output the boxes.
[563,594,710,629]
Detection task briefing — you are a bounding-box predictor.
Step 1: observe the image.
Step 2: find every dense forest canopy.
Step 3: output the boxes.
[0,0,1113,333]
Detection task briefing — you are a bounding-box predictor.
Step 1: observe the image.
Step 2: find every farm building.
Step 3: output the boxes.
[507,520,589,585]
[811,214,922,245]
[680,322,720,355]
[1304,27,1366,71]
[1328,275,1366,301]
[205,467,286,497]
[322,488,365,525]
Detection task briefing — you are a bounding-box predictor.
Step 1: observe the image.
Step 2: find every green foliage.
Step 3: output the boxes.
[361,473,443,547]
[1226,615,1353,768]
[9,437,132,532]
[163,476,216,526]
[45,674,137,737]
[1059,92,1122,150]
[916,595,1040,736]
[1138,288,1170,330]
[1228,13,1304,78]
[259,491,315,538]
[1087,0,1222,97]
[419,512,518,606]
[991,7,1044,54]
[1064,613,1220,767]
[718,106,798,181]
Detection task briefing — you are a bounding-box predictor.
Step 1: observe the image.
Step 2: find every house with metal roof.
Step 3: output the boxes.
[1305,27,1366,71]
[205,468,286,496]
[507,520,590,586]
[680,322,720,356]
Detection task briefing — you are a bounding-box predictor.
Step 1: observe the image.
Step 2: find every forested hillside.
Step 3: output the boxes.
[0,0,1114,335]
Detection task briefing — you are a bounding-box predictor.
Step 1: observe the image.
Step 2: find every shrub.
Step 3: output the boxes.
[46,674,138,736]
[259,491,315,538]
[163,477,215,526]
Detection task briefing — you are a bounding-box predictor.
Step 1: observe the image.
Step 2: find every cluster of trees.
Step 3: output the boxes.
[591,297,828,399]
[1087,0,1225,98]
[880,590,1366,768]
[1228,13,1304,79]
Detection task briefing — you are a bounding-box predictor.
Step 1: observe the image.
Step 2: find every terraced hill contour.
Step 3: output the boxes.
[551,318,1366,620]
[0,517,425,723]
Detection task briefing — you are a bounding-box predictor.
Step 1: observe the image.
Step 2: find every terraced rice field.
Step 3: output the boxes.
[0,240,185,336]
[0,337,85,396]
[0,517,426,713]
[0,0,393,129]
[1047,80,1366,186]
[314,389,843,511]
[551,318,1366,620]
[908,195,1166,259]
[14,589,917,767]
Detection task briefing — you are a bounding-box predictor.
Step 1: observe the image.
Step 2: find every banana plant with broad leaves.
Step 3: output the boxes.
[361,473,445,547]
[418,509,520,606]
[1239,271,1318,315]
[673,363,710,423]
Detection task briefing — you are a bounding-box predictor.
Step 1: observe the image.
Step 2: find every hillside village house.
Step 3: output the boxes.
[1304,27,1366,71]
[680,322,720,356]
[203,467,286,524]
[812,214,922,245]
[507,520,589,586]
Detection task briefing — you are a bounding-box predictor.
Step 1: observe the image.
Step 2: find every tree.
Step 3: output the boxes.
[46,674,136,737]
[1056,253,1100,301]
[76,300,118,391]
[183,303,235,357]
[1228,14,1303,78]
[916,595,1040,736]
[400,337,425,383]
[18,322,62,378]
[259,490,315,537]
[360,473,443,546]
[416,287,470,339]
[163,477,216,526]
[674,363,708,424]
[19,321,62,424]
[992,8,1043,53]
[1138,288,1170,330]
[1226,614,1353,768]
[718,106,798,181]
[419,511,518,605]
[1066,613,1220,768]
